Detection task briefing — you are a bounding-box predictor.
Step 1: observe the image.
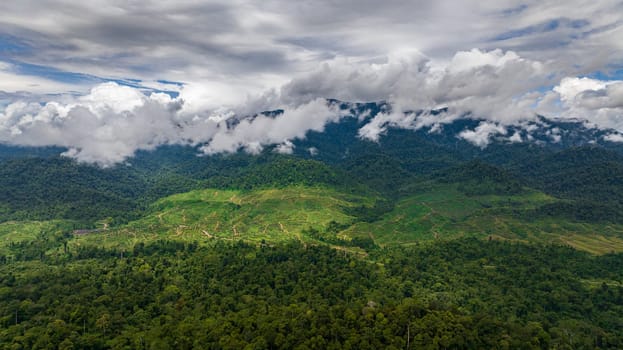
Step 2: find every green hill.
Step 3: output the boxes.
[342,183,623,254]
[59,182,623,256]
[71,186,376,250]
[3,112,623,348]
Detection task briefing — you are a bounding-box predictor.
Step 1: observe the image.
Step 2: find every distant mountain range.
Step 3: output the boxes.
[1,100,623,229]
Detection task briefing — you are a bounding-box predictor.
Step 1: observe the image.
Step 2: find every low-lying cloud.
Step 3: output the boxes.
[1,49,622,165]
[538,77,623,132]
[0,82,342,166]
[458,122,508,148]
[0,1,622,162]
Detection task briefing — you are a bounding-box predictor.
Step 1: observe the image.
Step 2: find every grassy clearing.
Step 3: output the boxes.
[556,233,623,255]
[74,186,374,249]
[0,220,68,254]
[7,184,623,256]
[344,185,556,244]
[342,184,623,254]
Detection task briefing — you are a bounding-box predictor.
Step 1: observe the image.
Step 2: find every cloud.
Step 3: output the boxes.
[2,46,623,166]
[0,0,621,97]
[200,98,343,155]
[544,77,623,131]
[0,83,191,166]
[575,82,623,110]
[2,0,623,169]
[604,133,623,142]
[274,140,295,154]
[458,122,508,148]
[493,18,589,42]
[0,82,346,165]
[0,60,83,94]
[508,132,522,143]
[353,48,548,141]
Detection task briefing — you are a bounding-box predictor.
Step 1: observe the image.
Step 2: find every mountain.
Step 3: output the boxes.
[0,100,623,225]
[1,100,623,233]
[2,101,623,348]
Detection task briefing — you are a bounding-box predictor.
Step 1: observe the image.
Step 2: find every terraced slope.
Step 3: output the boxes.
[66,183,623,255]
[342,184,623,254]
[72,186,375,249]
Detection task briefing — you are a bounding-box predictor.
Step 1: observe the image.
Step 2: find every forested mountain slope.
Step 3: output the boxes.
[2,102,623,348]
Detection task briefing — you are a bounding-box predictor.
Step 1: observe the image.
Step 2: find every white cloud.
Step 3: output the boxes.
[0,85,192,166]
[0,1,620,162]
[0,0,621,98]
[0,61,85,94]
[274,140,295,154]
[458,122,508,148]
[448,49,522,73]
[546,77,623,131]
[604,133,623,142]
[508,132,522,143]
[79,82,146,114]
[2,45,623,166]
[550,133,562,143]
[0,83,349,165]
[554,77,609,104]
[201,98,344,154]
[354,48,547,141]
[357,110,419,142]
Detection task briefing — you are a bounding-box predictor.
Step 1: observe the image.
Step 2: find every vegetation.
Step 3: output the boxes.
[2,110,623,348]
[0,158,146,224]
[1,239,622,349]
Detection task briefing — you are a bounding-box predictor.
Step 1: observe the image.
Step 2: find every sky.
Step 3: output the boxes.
[1,0,623,165]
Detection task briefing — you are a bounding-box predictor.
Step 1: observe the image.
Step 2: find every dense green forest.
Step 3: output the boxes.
[2,110,623,348]
[3,145,623,226]
[1,239,622,349]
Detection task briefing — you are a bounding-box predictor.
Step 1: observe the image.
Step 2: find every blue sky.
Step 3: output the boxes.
[0,0,621,96]
[0,0,622,165]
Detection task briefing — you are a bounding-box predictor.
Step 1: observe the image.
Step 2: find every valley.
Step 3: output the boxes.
[2,2,623,347]
[1,110,623,348]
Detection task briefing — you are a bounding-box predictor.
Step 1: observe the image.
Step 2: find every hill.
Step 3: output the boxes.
[2,102,623,348]
[72,186,374,250]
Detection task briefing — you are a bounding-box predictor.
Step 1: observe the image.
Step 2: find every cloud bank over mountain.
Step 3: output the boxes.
[0,1,622,163]
[2,48,623,165]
